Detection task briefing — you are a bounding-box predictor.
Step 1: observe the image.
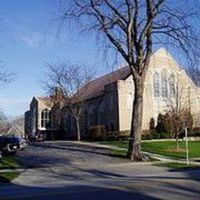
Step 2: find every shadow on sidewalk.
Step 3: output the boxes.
[0,182,159,200]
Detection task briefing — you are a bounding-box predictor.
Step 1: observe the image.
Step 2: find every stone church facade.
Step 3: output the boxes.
[24,48,200,139]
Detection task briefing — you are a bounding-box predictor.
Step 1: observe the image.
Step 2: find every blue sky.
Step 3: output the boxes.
[0,0,116,117]
[0,0,198,117]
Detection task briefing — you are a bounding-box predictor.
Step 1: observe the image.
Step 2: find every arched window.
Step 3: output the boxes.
[41,109,51,128]
[161,70,168,98]
[169,74,175,97]
[153,72,160,97]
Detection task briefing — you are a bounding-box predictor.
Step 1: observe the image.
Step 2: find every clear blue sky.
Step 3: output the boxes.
[0,0,116,117]
[0,0,197,117]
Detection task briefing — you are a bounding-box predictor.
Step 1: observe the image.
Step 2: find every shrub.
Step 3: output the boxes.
[152,131,160,139]
[142,134,153,140]
[190,131,200,137]
[149,118,156,134]
[159,132,171,139]
[156,114,166,133]
[88,125,106,141]
[87,126,129,141]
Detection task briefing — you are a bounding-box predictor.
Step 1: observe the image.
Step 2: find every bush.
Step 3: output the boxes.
[190,131,200,137]
[87,126,129,141]
[152,131,160,139]
[88,125,106,141]
[149,118,155,134]
[159,132,171,139]
[105,131,130,141]
[142,134,153,140]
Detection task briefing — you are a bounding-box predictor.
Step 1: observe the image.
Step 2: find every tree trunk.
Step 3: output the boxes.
[75,118,81,141]
[127,78,144,161]
[176,136,179,151]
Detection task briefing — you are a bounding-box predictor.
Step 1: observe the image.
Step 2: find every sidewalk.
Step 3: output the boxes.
[66,140,200,165]
[0,168,25,173]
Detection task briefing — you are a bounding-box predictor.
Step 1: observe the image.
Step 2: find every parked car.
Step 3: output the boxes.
[14,136,28,150]
[0,136,18,155]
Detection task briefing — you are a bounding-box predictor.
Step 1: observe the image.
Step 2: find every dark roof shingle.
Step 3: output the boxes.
[78,66,130,100]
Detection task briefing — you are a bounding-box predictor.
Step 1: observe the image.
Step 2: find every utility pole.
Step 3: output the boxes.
[184,86,190,166]
[185,125,189,166]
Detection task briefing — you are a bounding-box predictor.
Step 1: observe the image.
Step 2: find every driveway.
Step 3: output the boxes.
[1,141,200,200]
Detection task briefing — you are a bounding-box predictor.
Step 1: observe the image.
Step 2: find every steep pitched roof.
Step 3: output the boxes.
[77,48,176,101]
[78,66,130,100]
[35,96,53,107]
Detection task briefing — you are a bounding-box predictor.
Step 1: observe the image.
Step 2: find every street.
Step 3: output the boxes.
[0,141,200,200]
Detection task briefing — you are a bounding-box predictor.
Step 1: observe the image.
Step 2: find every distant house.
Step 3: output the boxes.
[24,48,200,140]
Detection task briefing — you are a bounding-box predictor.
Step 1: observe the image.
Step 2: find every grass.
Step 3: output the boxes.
[0,172,20,183]
[154,162,200,169]
[101,141,128,149]
[111,149,127,157]
[110,148,160,161]
[100,140,200,159]
[0,157,21,169]
[0,157,22,183]
[142,141,200,159]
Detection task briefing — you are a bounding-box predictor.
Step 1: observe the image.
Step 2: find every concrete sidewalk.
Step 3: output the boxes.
[0,168,25,173]
[65,140,200,165]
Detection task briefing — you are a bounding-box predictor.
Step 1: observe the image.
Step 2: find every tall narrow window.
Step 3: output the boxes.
[161,70,168,98]
[169,74,175,97]
[153,72,160,97]
[41,109,51,128]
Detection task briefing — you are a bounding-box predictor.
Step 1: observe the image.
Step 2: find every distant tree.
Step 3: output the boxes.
[57,0,200,161]
[149,117,155,134]
[156,114,165,133]
[43,62,93,141]
[0,110,11,134]
[9,115,24,137]
[0,65,13,84]
[163,81,193,150]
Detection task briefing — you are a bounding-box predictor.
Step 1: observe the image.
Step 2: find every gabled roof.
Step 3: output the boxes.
[78,66,130,100]
[34,96,53,107]
[77,47,178,101]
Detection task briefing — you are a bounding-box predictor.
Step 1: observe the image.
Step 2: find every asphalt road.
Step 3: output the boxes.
[1,141,200,200]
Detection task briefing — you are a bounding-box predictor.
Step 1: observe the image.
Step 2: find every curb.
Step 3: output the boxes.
[67,141,200,165]
[0,168,25,173]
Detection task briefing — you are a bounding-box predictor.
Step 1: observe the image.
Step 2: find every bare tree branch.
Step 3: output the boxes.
[42,62,94,141]
[57,0,200,161]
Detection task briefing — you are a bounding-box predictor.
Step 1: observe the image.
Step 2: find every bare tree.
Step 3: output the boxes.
[0,65,13,84]
[57,0,200,160]
[8,115,25,137]
[0,110,12,134]
[164,81,193,150]
[43,62,93,141]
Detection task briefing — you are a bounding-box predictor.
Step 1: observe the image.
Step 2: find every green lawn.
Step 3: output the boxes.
[0,172,20,183]
[0,157,21,169]
[100,140,200,159]
[101,141,128,149]
[154,162,200,169]
[0,156,21,183]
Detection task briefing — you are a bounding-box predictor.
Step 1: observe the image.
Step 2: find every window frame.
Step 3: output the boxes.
[41,109,51,129]
[153,72,160,97]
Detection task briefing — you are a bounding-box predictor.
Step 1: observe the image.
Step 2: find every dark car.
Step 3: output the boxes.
[0,136,18,155]
[15,137,28,150]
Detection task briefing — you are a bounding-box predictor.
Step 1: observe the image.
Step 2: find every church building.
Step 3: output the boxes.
[24,48,200,139]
